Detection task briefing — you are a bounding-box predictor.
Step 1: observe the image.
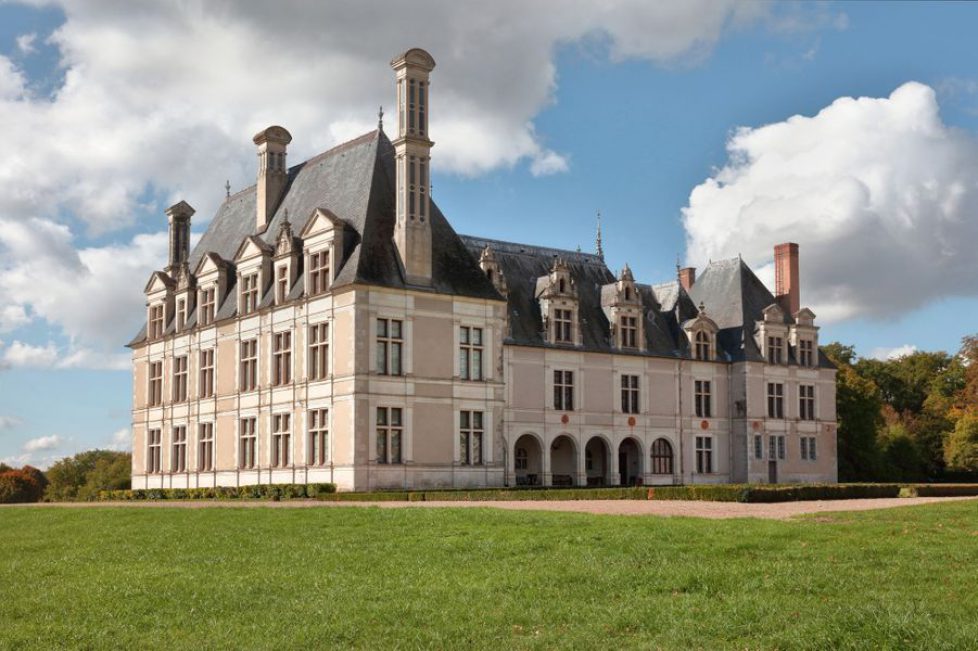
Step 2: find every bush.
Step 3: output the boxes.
[900,484,978,497]
[0,469,44,504]
[743,483,901,503]
[97,483,336,501]
[45,450,130,501]
[647,485,749,502]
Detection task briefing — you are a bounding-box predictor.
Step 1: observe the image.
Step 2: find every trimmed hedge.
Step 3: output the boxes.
[97,483,336,501]
[647,483,902,503]
[316,486,649,503]
[900,484,978,497]
[646,485,749,502]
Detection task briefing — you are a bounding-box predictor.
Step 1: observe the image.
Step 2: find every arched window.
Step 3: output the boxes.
[515,447,528,470]
[694,331,711,360]
[585,448,593,471]
[650,438,674,475]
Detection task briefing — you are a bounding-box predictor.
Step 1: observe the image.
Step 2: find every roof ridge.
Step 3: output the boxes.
[459,234,606,264]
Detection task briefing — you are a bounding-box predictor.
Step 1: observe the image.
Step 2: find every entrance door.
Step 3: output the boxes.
[768,460,778,484]
[619,452,627,486]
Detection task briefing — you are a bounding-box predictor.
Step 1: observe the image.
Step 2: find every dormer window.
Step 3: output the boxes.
[559,278,566,293]
[241,273,259,315]
[199,287,215,326]
[799,339,814,366]
[310,250,330,295]
[621,316,638,348]
[176,298,186,331]
[276,265,289,304]
[768,336,784,364]
[554,309,573,344]
[694,331,711,360]
[149,304,164,339]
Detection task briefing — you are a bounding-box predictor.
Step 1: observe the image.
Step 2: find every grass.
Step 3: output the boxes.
[1,502,977,649]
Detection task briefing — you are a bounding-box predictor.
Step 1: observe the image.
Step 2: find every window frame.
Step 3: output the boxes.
[695,436,713,474]
[148,360,163,407]
[198,422,214,472]
[650,438,674,475]
[376,318,404,376]
[621,374,639,414]
[172,355,188,403]
[553,308,573,344]
[459,410,484,466]
[240,339,258,392]
[799,384,815,421]
[171,425,187,473]
[309,408,329,466]
[768,335,784,364]
[239,417,257,470]
[767,382,784,419]
[199,348,215,398]
[309,249,330,296]
[147,428,162,474]
[620,315,638,349]
[694,379,712,418]
[271,413,291,468]
[240,272,260,315]
[553,370,575,411]
[376,407,403,464]
[459,326,484,381]
[308,322,329,381]
[149,304,165,339]
[198,286,216,326]
[272,331,292,386]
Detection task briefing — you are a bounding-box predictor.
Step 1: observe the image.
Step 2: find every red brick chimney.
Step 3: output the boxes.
[774,242,799,316]
[678,267,696,291]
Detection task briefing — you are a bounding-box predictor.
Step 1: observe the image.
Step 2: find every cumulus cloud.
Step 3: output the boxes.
[0,416,22,431]
[22,434,61,452]
[868,344,919,361]
[683,82,978,323]
[15,32,37,55]
[107,427,131,451]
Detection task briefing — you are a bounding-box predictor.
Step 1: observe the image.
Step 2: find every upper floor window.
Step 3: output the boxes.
[459,410,483,466]
[620,316,638,349]
[621,374,639,414]
[272,331,292,386]
[171,426,187,473]
[275,265,289,304]
[172,356,188,403]
[147,429,162,474]
[176,298,187,331]
[309,323,329,381]
[768,336,784,364]
[554,309,573,344]
[149,304,165,339]
[554,370,574,411]
[310,250,330,295]
[767,382,784,419]
[148,361,163,407]
[695,436,713,473]
[199,349,214,398]
[271,413,290,468]
[799,384,815,421]
[459,326,483,381]
[695,380,712,418]
[239,417,257,469]
[376,407,403,464]
[769,435,786,460]
[199,287,216,326]
[694,331,711,360]
[240,272,259,315]
[799,339,814,366]
[377,319,403,376]
[198,423,214,472]
[801,436,818,461]
[309,408,329,466]
[240,339,258,392]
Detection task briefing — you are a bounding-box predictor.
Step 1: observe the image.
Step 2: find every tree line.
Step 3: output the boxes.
[0,450,130,503]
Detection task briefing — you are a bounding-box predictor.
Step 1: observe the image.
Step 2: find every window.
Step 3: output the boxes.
[272,331,292,386]
[172,356,188,403]
[240,272,259,315]
[754,434,763,460]
[149,304,165,339]
[695,436,713,473]
[694,331,711,360]
[198,423,214,471]
[621,374,639,414]
[309,323,329,381]
[376,319,403,376]
[171,426,187,472]
[309,408,329,466]
[199,287,216,326]
[240,339,258,392]
[650,438,673,475]
[459,411,484,465]
[769,435,786,460]
[147,429,162,473]
[620,316,638,348]
[199,349,214,398]
[459,327,483,381]
[799,384,815,421]
[239,417,257,469]
[554,370,574,411]
[176,298,187,331]
[376,407,403,464]
[768,336,784,364]
[553,309,573,344]
[767,382,784,419]
[276,265,289,304]
[799,339,814,366]
[515,447,528,470]
[801,436,818,461]
[694,380,712,418]
[148,361,163,406]
[271,414,290,467]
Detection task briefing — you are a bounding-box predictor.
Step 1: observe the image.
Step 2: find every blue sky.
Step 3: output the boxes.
[3,1,978,466]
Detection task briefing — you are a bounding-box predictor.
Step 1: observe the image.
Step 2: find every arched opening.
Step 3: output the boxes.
[618,438,643,486]
[585,437,611,487]
[513,434,543,486]
[550,435,577,486]
[650,438,674,475]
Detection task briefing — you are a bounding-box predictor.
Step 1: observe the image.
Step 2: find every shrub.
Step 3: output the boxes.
[97,483,337,501]
[743,483,901,503]
[900,483,978,497]
[0,469,43,504]
[647,485,749,502]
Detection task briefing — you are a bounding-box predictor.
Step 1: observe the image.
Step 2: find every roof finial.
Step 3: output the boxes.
[378,105,384,131]
[225,179,231,200]
[595,210,604,260]
[676,254,681,281]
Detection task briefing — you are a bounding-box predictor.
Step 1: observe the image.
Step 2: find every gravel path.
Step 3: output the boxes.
[5,495,976,520]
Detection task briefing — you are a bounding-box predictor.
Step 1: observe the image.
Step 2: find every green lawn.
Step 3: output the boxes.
[1,502,977,650]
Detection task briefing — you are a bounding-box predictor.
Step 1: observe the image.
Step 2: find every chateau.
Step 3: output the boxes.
[128,48,838,491]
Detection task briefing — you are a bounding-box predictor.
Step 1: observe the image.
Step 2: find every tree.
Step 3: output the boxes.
[824,343,885,481]
[0,467,44,504]
[77,453,131,501]
[45,450,131,501]
[945,413,978,472]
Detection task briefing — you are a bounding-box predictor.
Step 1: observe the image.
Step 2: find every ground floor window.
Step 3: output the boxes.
[695,436,713,474]
[459,410,484,465]
[171,426,187,473]
[515,447,528,470]
[377,407,403,464]
[147,429,162,473]
[239,418,257,469]
[769,435,786,460]
[801,436,818,461]
[309,409,329,466]
[272,414,290,468]
[198,423,214,471]
[650,438,673,474]
[754,435,763,460]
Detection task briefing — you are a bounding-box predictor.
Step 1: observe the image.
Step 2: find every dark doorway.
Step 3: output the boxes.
[768,460,778,484]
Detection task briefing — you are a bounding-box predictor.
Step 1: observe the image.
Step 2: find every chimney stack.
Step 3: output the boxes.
[165,200,195,275]
[678,267,696,291]
[774,242,800,316]
[253,125,292,233]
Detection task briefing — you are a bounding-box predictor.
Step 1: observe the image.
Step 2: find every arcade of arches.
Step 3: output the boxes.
[513,434,675,487]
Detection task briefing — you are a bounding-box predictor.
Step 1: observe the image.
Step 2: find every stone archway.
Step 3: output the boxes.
[550,435,577,486]
[513,434,543,486]
[585,437,611,487]
[618,437,643,486]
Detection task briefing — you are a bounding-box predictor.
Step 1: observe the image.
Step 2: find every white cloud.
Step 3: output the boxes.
[868,344,919,361]
[23,434,61,452]
[529,149,570,177]
[15,32,37,55]
[1,340,58,368]
[0,416,21,431]
[0,305,30,333]
[683,82,978,323]
[107,427,131,451]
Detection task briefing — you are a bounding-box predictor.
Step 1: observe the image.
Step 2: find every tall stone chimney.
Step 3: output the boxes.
[391,48,436,286]
[774,242,800,316]
[253,125,292,233]
[678,267,696,291]
[165,200,195,275]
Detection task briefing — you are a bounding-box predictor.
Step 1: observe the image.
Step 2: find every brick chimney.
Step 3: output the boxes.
[774,242,799,316]
[253,125,292,233]
[678,267,696,291]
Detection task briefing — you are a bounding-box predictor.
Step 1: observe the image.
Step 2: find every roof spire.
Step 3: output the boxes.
[378,105,384,131]
[676,254,681,281]
[225,179,231,200]
[595,210,604,260]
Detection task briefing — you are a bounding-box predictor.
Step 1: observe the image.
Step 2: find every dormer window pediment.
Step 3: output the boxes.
[302,208,347,298]
[683,308,718,361]
[536,259,580,346]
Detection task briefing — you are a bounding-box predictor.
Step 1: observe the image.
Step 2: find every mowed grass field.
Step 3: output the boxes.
[1,502,977,650]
